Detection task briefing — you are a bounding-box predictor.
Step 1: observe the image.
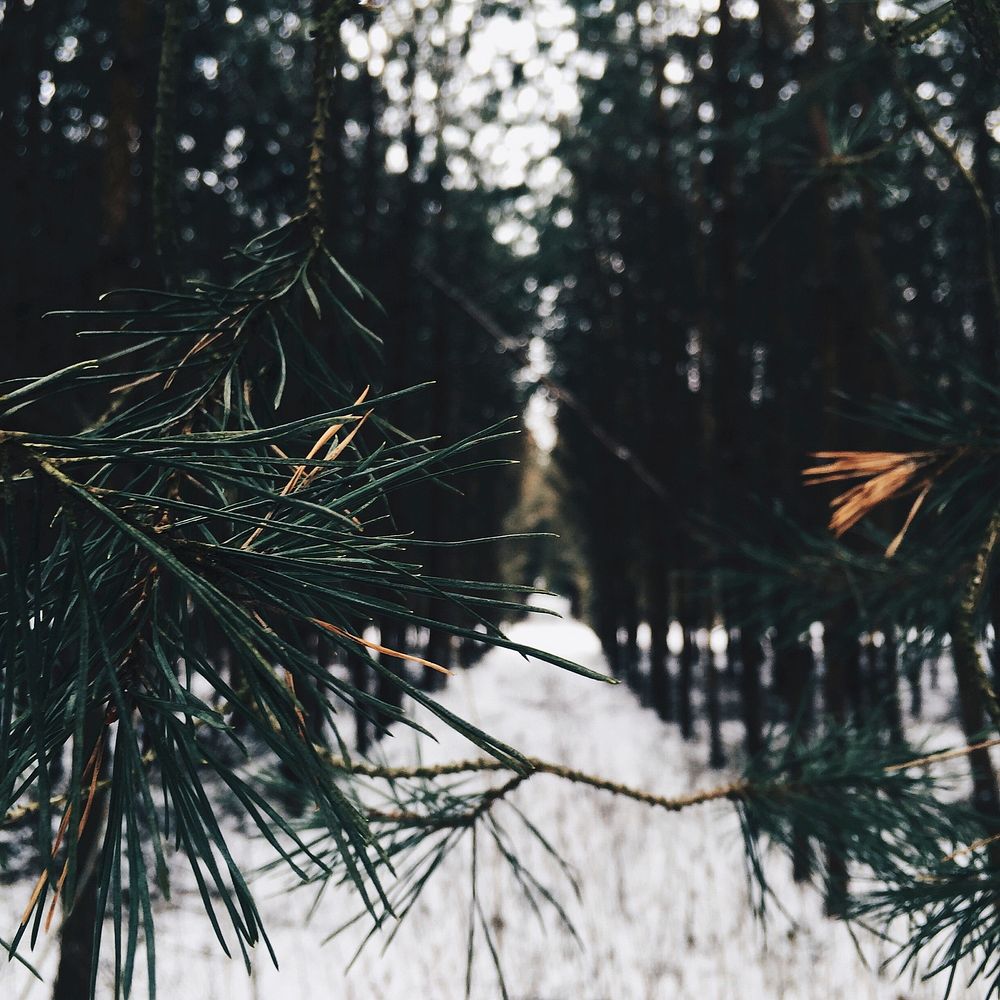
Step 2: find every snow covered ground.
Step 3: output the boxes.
[0,600,986,999]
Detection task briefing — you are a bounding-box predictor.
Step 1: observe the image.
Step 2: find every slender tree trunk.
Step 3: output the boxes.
[359,62,381,274]
[876,629,905,745]
[375,618,406,737]
[348,652,370,754]
[101,0,148,280]
[774,633,815,882]
[424,628,452,691]
[678,586,696,741]
[738,628,764,758]
[822,610,852,916]
[597,591,622,679]
[906,654,924,719]
[952,611,1000,852]
[845,631,866,722]
[648,561,673,721]
[53,713,108,1000]
[705,644,725,769]
[421,155,456,683]
[705,595,725,768]
[622,581,641,694]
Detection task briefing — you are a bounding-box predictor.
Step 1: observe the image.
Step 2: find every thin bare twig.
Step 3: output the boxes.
[7,735,999,833]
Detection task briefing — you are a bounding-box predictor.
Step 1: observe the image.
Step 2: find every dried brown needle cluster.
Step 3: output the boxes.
[803,450,944,556]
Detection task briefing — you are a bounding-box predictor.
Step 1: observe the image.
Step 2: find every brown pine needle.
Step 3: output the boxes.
[886,481,932,558]
[241,386,371,550]
[44,741,106,931]
[163,329,225,389]
[299,409,372,490]
[309,617,453,676]
[941,831,1000,865]
[804,450,938,480]
[301,386,370,463]
[284,670,307,738]
[21,733,106,928]
[803,449,942,546]
[110,370,164,395]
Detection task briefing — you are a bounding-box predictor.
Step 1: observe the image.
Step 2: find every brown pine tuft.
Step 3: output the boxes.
[803,450,941,554]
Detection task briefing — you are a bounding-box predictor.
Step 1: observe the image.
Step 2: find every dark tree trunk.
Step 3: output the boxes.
[845,631,866,722]
[822,612,852,916]
[374,618,406,737]
[774,635,815,882]
[53,714,108,1000]
[876,629,905,745]
[678,595,696,742]
[738,628,764,758]
[622,581,641,694]
[906,653,924,719]
[597,595,622,680]
[648,563,673,721]
[424,627,453,689]
[950,608,1000,871]
[348,652,370,755]
[705,606,725,769]
[705,647,725,769]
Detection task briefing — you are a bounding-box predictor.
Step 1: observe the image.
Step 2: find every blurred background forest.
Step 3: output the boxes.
[6,2,1000,989]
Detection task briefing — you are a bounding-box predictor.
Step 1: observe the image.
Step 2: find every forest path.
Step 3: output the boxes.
[1,601,977,999]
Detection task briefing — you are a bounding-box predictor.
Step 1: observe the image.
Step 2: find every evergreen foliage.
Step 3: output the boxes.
[10,0,1000,997]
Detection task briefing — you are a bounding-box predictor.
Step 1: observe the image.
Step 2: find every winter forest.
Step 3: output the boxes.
[6,0,1000,997]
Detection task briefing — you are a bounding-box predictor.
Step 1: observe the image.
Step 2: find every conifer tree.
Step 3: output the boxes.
[12,1,1000,998]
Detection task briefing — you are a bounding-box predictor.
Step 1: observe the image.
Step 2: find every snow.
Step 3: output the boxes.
[0,599,986,999]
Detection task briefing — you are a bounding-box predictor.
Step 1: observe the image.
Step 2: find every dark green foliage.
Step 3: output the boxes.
[736,725,980,910]
[852,851,1000,997]
[0,217,609,997]
[277,756,582,1000]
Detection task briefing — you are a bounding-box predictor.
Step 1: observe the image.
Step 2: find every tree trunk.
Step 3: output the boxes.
[348,652,370,755]
[774,634,815,882]
[53,713,108,1000]
[738,628,764,758]
[876,629,905,745]
[648,562,673,721]
[951,610,1000,858]
[906,653,924,719]
[822,611,852,916]
[374,618,406,738]
[705,599,725,769]
[622,582,641,695]
[678,589,696,741]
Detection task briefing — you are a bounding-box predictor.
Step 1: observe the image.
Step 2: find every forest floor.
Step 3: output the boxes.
[0,599,986,1000]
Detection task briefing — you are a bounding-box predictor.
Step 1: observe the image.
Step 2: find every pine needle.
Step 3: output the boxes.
[803,449,942,552]
[309,617,453,676]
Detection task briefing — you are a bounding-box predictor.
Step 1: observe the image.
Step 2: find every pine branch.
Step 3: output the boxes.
[13,727,996,835]
[953,506,1000,736]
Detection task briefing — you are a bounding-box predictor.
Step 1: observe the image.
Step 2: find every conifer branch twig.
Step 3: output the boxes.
[12,736,995,833]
